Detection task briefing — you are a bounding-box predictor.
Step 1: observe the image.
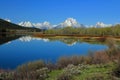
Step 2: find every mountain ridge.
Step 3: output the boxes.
[18,18,112,29]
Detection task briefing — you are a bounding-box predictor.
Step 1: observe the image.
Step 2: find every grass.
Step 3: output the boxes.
[0,61,119,80]
[45,62,117,80]
[74,63,114,80]
[46,70,63,80]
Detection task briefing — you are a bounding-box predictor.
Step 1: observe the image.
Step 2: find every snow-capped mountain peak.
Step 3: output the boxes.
[18,18,85,29]
[4,19,11,22]
[18,18,113,29]
[95,22,112,28]
[56,18,85,28]
[18,21,52,29]
[18,21,33,27]
[43,21,50,25]
[33,21,52,29]
[64,18,78,26]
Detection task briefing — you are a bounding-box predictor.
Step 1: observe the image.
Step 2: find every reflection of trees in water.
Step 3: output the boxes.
[0,34,21,45]
[0,34,107,46]
[0,29,6,33]
[45,37,105,45]
[48,38,79,45]
[18,35,105,45]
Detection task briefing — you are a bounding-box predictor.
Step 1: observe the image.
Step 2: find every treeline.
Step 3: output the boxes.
[45,25,120,36]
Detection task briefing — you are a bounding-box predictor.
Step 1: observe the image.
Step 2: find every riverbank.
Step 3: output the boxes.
[0,56,119,80]
[1,32,120,41]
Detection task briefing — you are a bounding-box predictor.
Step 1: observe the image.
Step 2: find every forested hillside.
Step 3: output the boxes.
[0,19,41,33]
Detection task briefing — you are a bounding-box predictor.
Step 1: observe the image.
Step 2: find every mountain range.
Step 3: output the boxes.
[5,18,113,29]
[18,18,112,29]
[18,21,52,30]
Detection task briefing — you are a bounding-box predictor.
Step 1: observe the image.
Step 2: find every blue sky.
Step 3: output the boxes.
[0,0,120,25]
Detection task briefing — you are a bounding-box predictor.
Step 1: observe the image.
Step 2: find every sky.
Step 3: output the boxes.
[0,0,120,25]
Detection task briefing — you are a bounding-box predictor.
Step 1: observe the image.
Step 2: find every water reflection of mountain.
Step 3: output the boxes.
[19,36,78,46]
[19,36,49,42]
[46,37,105,45]
[0,34,21,45]
[48,38,79,46]
[0,34,106,46]
[18,36,105,45]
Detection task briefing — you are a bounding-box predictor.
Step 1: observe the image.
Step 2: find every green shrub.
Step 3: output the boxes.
[57,71,73,80]
[0,71,14,80]
[57,56,88,69]
[57,56,71,68]
[15,60,50,80]
[64,64,81,75]
[92,51,110,64]
[112,59,120,78]
[57,64,88,80]
[14,67,50,80]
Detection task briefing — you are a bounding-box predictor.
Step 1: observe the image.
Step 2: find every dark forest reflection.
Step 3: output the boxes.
[0,34,21,45]
[0,34,108,46]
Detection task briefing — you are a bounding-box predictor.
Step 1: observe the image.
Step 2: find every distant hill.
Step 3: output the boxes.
[0,18,41,33]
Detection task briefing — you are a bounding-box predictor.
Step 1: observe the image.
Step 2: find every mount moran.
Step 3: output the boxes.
[17,18,112,29]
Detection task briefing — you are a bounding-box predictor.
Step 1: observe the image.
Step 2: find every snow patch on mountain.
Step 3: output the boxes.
[18,18,113,29]
[5,19,11,22]
[18,21,33,27]
[18,21,52,29]
[95,22,112,28]
[55,18,85,28]
[33,21,52,29]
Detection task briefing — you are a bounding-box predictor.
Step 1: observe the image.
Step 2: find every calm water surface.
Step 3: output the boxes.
[0,35,108,69]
